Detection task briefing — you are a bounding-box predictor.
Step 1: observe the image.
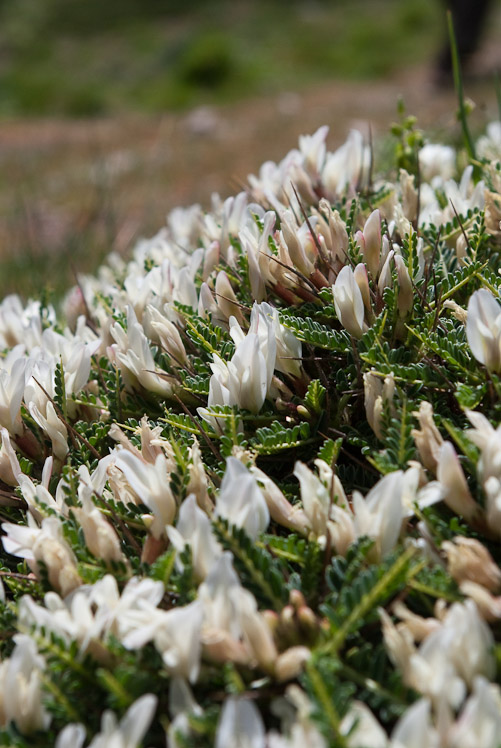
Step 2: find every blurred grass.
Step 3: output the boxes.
[0,0,442,117]
[2,0,498,305]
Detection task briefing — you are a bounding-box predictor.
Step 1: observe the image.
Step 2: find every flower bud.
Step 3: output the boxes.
[354,262,371,312]
[442,536,501,592]
[412,401,443,474]
[215,271,244,326]
[289,589,306,610]
[400,169,418,221]
[275,646,311,682]
[360,208,382,278]
[394,254,413,317]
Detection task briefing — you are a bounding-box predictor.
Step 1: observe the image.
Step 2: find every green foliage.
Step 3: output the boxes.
[280,313,352,352]
[251,420,311,455]
[212,518,287,609]
[2,84,501,747]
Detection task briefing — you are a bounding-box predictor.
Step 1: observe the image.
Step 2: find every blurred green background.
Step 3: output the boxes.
[0,0,442,117]
[0,0,499,304]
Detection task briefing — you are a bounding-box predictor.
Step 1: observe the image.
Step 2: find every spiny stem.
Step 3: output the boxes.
[320,545,417,656]
[447,10,476,160]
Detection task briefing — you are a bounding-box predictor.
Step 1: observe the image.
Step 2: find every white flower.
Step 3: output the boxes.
[166,678,203,748]
[199,553,277,669]
[205,319,272,415]
[0,427,21,486]
[340,701,387,748]
[230,302,276,393]
[29,400,68,462]
[363,371,396,440]
[381,599,494,709]
[257,302,303,379]
[476,121,501,160]
[466,288,501,372]
[447,676,501,748]
[332,266,367,338]
[19,574,165,659]
[293,460,331,539]
[250,465,310,533]
[436,441,481,522]
[419,143,456,184]
[355,209,381,278]
[443,165,484,219]
[299,125,328,180]
[115,450,177,538]
[72,480,127,566]
[2,516,81,596]
[240,211,276,302]
[0,351,31,436]
[411,401,443,474]
[0,295,44,351]
[0,634,50,734]
[125,601,204,683]
[267,686,327,748]
[279,210,316,277]
[322,129,370,196]
[390,698,439,748]
[55,724,86,748]
[167,494,222,580]
[144,304,187,367]
[215,697,266,748]
[109,305,173,396]
[86,694,157,748]
[215,457,269,539]
[351,471,405,559]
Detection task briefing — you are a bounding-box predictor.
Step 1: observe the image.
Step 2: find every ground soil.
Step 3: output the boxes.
[0,49,499,296]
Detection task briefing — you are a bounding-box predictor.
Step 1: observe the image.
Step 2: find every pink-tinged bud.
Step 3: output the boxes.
[442,536,501,592]
[317,200,349,266]
[289,589,306,610]
[437,442,482,522]
[363,371,395,440]
[198,282,218,320]
[215,271,244,325]
[250,466,310,535]
[203,240,220,280]
[411,401,443,474]
[378,249,394,295]
[297,605,319,635]
[443,299,468,324]
[456,233,468,263]
[332,265,367,338]
[280,605,295,628]
[354,262,371,312]
[458,581,501,621]
[275,646,311,682]
[394,255,413,317]
[280,210,315,277]
[485,188,501,237]
[262,610,279,635]
[392,601,440,641]
[400,169,418,221]
[466,289,501,372]
[361,209,381,278]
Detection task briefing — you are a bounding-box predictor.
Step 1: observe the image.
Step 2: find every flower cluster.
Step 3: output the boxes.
[0,113,500,747]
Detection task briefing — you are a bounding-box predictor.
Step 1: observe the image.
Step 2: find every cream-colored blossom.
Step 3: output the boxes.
[215,457,269,539]
[332,265,367,339]
[0,635,50,735]
[466,289,501,372]
[442,536,501,592]
[167,494,222,580]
